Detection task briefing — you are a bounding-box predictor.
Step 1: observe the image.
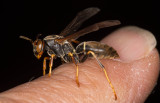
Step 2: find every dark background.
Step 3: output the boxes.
[1,0,160,102]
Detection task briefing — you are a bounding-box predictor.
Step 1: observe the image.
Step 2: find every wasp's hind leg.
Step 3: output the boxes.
[81,50,117,100]
[79,54,89,63]
[68,52,80,87]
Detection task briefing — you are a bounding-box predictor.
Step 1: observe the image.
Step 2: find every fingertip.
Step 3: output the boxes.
[101,26,157,62]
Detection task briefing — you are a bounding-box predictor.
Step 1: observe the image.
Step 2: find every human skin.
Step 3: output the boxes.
[0,26,159,103]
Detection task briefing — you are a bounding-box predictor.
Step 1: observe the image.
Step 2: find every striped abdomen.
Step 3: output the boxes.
[76,41,119,59]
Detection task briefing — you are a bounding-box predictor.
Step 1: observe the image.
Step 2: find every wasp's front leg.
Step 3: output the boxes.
[48,54,55,77]
[43,54,55,77]
[43,57,50,76]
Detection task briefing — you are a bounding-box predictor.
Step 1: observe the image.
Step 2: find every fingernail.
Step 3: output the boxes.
[101,26,157,62]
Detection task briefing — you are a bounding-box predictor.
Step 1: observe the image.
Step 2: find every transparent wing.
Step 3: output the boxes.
[59,7,100,36]
[57,20,121,42]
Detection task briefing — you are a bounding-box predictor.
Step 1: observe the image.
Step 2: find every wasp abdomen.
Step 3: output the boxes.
[76,41,119,59]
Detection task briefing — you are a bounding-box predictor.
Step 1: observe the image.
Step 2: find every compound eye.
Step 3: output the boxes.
[36,40,43,53]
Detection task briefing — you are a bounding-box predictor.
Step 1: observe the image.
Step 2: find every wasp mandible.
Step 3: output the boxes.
[20,7,120,100]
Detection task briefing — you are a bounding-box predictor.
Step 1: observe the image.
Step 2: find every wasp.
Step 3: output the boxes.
[20,7,120,100]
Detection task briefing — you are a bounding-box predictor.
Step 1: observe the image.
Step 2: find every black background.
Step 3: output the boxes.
[2,0,160,102]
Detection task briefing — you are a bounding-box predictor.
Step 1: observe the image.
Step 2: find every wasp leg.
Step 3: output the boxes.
[86,51,117,100]
[43,57,50,76]
[80,54,88,63]
[68,52,80,87]
[48,54,55,77]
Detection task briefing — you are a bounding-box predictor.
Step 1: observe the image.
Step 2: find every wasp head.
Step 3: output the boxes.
[32,39,44,59]
[20,34,44,59]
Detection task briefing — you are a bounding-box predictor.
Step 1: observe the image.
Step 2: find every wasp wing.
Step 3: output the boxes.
[57,20,120,42]
[59,7,100,37]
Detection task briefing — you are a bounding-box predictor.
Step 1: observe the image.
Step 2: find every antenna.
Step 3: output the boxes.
[19,36,33,43]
